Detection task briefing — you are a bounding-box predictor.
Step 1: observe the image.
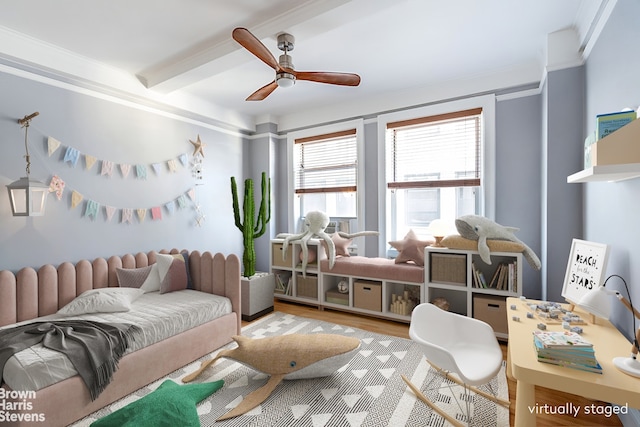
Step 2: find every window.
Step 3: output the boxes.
[294,128,358,219]
[385,108,483,241]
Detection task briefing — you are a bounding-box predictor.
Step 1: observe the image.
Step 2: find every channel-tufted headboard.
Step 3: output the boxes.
[0,249,241,331]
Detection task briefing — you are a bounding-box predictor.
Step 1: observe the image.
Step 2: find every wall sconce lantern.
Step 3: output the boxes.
[6,112,48,216]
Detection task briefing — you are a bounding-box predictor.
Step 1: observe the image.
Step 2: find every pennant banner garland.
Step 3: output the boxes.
[136,164,147,180]
[101,160,114,177]
[85,155,98,171]
[48,137,61,156]
[61,188,197,224]
[105,206,116,222]
[122,208,133,224]
[63,147,80,167]
[120,164,131,178]
[71,190,83,209]
[48,175,65,200]
[85,200,100,219]
[62,184,196,224]
[47,136,190,179]
[43,136,203,225]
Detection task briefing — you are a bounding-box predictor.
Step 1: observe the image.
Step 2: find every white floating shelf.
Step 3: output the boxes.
[567,163,640,183]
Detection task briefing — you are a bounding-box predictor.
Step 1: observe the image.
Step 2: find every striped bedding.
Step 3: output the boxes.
[0,289,231,392]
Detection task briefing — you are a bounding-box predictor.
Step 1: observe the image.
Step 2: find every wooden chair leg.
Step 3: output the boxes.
[427,360,510,408]
[401,374,465,427]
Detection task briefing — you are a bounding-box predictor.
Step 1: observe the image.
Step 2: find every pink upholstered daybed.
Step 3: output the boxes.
[0,249,241,427]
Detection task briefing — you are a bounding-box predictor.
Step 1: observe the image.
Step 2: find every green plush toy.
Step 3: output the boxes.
[91,379,224,427]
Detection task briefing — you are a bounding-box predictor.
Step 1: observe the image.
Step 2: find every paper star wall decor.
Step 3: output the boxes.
[190,134,206,157]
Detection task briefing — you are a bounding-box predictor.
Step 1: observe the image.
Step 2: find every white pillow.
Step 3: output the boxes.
[141,264,161,292]
[57,287,145,316]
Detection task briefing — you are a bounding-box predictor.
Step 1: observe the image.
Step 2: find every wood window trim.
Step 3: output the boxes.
[295,185,357,194]
[294,128,356,144]
[387,178,480,189]
[386,108,482,129]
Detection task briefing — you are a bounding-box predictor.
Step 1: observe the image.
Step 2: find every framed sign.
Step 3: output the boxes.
[562,239,609,305]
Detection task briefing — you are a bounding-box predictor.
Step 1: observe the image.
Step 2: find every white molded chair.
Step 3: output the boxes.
[401,303,509,427]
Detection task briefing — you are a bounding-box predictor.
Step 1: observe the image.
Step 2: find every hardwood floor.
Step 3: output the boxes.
[243,301,623,426]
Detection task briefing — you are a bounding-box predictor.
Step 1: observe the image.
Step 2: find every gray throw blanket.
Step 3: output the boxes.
[0,320,142,400]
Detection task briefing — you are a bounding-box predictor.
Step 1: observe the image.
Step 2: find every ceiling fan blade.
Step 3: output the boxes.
[246,81,278,101]
[232,27,279,71]
[295,71,361,86]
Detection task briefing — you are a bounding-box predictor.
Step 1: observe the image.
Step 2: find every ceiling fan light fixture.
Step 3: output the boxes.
[232,28,359,100]
[276,72,296,88]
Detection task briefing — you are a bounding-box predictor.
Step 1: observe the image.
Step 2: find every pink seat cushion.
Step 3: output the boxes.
[320,256,424,283]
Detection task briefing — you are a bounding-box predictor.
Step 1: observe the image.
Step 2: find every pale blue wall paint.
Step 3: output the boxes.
[584,2,640,425]
[585,0,640,346]
[0,72,244,272]
[543,66,585,303]
[496,95,543,299]
[363,120,379,257]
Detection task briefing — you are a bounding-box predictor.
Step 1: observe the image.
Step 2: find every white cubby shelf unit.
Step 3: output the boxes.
[271,239,523,332]
[270,238,424,323]
[425,246,523,339]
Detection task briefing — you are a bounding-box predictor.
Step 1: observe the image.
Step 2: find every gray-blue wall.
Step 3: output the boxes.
[0,72,245,272]
[1,1,637,379]
[542,66,585,303]
[584,2,640,424]
[495,94,543,298]
[584,0,640,351]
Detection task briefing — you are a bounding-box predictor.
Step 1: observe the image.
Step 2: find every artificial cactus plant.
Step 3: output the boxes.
[231,171,271,277]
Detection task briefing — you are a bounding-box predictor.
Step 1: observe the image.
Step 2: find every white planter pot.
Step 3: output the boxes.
[241,272,275,321]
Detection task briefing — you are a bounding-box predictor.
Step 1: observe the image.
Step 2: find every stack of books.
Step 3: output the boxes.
[533,330,602,374]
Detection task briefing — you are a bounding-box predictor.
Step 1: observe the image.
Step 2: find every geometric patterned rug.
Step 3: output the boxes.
[70,312,509,427]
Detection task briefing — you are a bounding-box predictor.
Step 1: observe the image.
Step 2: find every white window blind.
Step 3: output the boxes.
[294,129,357,194]
[386,108,482,189]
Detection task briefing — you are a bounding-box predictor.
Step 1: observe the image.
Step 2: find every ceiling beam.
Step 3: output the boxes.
[137,0,353,93]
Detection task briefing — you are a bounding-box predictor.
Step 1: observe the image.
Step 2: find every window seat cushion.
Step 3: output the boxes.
[319,256,423,283]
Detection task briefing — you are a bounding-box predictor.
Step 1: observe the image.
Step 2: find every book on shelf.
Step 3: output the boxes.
[488,264,501,288]
[596,110,637,140]
[485,261,518,292]
[478,270,487,288]
[508,262,516,289]
[497,264,506,290]
[471,262,487,288]
[472,262,480,287]
[274,272,293,295]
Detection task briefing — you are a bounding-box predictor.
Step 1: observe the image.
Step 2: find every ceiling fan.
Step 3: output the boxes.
[232,27,361,101]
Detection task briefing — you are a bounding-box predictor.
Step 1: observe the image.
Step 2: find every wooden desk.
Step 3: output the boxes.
[507,297,640,426]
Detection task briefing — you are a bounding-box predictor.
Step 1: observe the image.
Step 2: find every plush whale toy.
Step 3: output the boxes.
[455,215,541,270]
[182,333,361,420]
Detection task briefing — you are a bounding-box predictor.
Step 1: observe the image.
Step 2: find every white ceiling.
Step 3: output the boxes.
[0,0,608,132]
